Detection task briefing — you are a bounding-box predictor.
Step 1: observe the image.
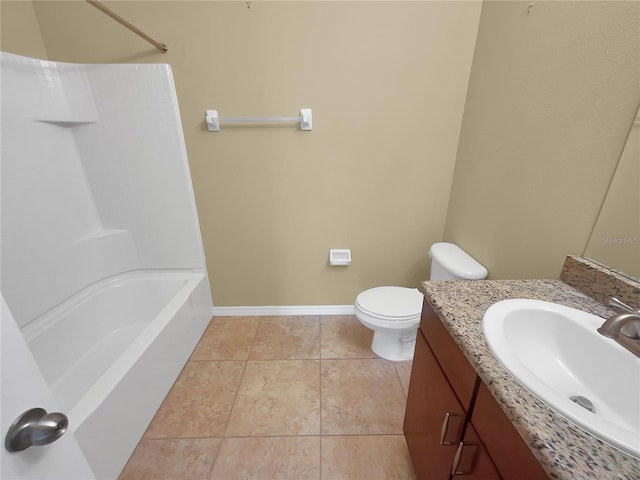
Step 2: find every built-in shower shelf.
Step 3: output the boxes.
[75,229,131,244]
[72,229,140,275]
[36,119,97,127]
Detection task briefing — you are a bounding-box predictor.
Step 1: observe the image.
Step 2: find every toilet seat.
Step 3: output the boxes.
[355,286,423,322]
[354,286,423,361]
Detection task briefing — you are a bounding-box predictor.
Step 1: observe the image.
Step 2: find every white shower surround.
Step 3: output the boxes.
[1,52,213,479]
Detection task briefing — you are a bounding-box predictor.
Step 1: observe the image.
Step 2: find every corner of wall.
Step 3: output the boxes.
[0,0,48,59]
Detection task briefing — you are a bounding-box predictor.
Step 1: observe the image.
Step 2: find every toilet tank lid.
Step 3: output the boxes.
[429,242,488,280]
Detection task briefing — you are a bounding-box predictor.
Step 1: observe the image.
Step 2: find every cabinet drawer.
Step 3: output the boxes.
[420,300,477,408]
[472,383,549,480]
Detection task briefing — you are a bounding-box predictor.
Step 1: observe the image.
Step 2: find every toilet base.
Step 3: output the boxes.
[370,329,417,362]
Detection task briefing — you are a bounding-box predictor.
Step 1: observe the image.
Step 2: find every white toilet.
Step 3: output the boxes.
[354,242,488,361]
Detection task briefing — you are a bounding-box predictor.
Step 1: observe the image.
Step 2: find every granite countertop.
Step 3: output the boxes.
[419,278,640,480]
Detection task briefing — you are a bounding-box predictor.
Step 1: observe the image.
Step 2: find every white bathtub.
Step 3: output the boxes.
[21,270,212,479]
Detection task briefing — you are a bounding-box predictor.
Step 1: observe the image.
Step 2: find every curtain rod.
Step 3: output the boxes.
[85,0,168,53]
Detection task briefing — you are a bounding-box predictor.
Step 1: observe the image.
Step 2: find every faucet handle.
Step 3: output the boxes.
[609,297,640,314]
[608,298,640,339]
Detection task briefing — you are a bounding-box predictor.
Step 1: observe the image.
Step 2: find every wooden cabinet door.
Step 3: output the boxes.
[472,383,549,480]
[404,330,467,480]
[420,301,477,408]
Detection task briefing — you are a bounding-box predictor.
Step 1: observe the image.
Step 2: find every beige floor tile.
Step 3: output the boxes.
[190,316,259,360]
[320,315,376,359]
[250,316,320,360]
[395,361,413,398]
[321,435,416,480]
[211,436,321,480]
[225,360,320,436]
[321,359,406,435]
[119,437,221,480]
[123,316,419,478]
[145,360,245,438]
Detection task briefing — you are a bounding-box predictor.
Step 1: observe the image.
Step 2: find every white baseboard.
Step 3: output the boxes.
[210,305,355,317]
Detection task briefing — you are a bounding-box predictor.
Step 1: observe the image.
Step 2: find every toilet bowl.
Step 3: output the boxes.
[354,242,488,361]
[354,286,424,362]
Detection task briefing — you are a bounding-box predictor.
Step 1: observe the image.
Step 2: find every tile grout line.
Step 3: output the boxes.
[122,315,220,479]
[394,363,405,400]
[209,316,261,479]
[221,316,261,437]
[140,432,408,441]
[318,315,323,480]
[135,315,218,444]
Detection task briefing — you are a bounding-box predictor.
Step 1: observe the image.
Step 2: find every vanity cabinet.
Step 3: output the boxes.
[404,301,549,479]
[404,331,470,478]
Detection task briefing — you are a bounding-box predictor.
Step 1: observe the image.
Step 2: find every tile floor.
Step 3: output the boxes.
[119,315,416,480]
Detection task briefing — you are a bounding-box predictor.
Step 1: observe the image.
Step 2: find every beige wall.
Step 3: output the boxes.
[444,1,640,280]
[1,1,481,305]
[584,108,640,280]
[0,0,47,58]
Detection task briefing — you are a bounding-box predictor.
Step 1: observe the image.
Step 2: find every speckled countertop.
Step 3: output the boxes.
[419,278,640,480]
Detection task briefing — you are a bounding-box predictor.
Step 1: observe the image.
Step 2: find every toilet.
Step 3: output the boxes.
[354,242,488,361]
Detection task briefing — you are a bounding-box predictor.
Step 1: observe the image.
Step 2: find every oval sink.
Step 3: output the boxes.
[483,299,640,459]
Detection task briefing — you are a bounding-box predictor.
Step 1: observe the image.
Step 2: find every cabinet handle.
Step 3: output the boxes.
[452,441,479,475]
[440,412,464,445]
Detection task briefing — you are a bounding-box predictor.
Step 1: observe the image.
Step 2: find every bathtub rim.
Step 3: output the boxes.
[71,270,207,429]
[21,268,203,340]
[20,269,209,429]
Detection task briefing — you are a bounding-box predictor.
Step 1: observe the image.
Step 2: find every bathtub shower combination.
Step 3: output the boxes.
[1,52,213,479]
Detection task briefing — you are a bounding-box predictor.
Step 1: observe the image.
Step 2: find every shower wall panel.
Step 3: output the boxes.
[1,53,207,328]
[77,63,205,271]
[0,53,138,327]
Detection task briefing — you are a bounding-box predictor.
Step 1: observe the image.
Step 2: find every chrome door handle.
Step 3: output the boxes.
[452,441,479,475]
[5,408,68,452]
[440,412,464,445]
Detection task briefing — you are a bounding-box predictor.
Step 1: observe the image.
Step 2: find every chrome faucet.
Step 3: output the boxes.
[597,297,640,357]
[597,312,640,338]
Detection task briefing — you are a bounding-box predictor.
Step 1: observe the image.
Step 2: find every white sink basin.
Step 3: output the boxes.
[483,299,640,459]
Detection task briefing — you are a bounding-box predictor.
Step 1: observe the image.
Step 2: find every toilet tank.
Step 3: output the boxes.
[428,242,488,281]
